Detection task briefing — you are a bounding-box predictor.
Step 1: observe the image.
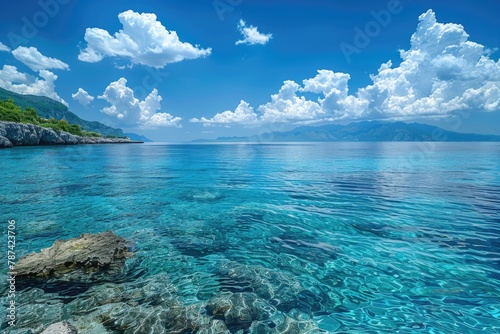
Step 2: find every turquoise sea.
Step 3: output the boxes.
[1,142,500,333]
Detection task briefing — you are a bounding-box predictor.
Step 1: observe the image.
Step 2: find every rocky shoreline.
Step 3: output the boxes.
[0,121,142,148]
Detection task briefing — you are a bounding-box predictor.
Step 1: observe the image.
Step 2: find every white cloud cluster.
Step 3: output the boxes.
[259,80,325,122]
[78,10,212,68]
[194,10,500,127]
[191,100,258,126]
[12,47,70,71]
[0,42,10,52]
[72,88,94,106]
[0,46,69,106]
[353,9,500,119]
[98,77,181,127]
[236,20,273,46]
[0,65,68,106]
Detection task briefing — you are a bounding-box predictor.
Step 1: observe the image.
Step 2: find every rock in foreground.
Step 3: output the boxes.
[41,321,78,334]
[14,231,133,282]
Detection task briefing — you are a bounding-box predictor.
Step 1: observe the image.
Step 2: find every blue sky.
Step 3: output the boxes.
[0,0,499,141]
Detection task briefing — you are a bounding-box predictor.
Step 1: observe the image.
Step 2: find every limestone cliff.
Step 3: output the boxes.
[0,121,142,148]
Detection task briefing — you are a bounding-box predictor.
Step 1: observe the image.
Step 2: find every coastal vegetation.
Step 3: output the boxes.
[0,99,124,138]
[0,87,126,137]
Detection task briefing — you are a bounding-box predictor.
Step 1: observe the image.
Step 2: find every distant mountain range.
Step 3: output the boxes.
[0,88,151,140]
[201,121,500,142]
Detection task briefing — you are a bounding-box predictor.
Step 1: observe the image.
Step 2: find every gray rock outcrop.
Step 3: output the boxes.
[14,231,133,282]
[0,121,141,148]
[0,135,12,148]
[0,122,42,145]
[40,126,66,145]
[59,131,79,144]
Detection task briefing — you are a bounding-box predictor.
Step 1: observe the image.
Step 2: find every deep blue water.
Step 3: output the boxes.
[1,142,500,333]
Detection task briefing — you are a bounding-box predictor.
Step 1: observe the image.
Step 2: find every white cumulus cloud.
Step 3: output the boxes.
[72,88,95,106]
[193,9,500,126]
[98,77,182,127]
[259,80,324,123]
[11,47,70,71]
[236,20,273,46]
[190,100,258,126]
[78,10,212,68]
[0,42,10,52]
[0,65,68,106]
[355,9,500,118]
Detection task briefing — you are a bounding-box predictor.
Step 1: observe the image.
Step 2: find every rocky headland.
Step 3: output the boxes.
[0,121,142,148]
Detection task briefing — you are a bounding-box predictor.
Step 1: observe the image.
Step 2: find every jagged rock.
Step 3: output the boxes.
[76,136,139,144]
[0,121,141,148]
[0,135,12,148]
[41,321,78,334]
[40,127,65,145]
[78,137,99,144]
[14,231,133,282]
[59,131,79,144]
[0,121,67,146]
[0,122,42,145]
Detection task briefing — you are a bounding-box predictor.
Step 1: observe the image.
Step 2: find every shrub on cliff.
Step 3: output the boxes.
[0,99,98,137]
[0,99,42,124]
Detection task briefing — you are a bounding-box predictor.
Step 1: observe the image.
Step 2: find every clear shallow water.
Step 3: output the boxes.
[1,142,500,333]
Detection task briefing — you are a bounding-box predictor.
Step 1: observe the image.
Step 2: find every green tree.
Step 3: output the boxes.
[0,99,104,138]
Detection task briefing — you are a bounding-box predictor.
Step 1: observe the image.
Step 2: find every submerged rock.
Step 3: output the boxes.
[64,273,178,316]
[216,261,305,312]
[197,319,230,334]
[249,315,323,334]
[1,288,66,332]
[207,292,274,332]
[41,321,78,334]
[14,231,133,282]
[100,303,175,334]
[215,260,343,314]
[98,302,215,334]
[63,273,218,334]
